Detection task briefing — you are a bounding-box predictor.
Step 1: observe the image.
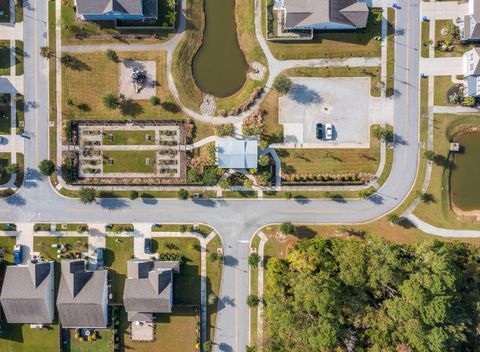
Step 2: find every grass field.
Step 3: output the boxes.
[0,324,60,352]
[265,8,382,60]
[16,94,24,133]
[152,224,214,236]
[0,152,11,184]
[0,93,10,134]
[15,40,23,75]
[121,307,197,352]
[0,40,10,75]
[0,236,16,264]
[102,130,156,145]
[277,126,381,175]
[260,90,283,144]
[414,114,480,230]
[386,8,395,97]
[222,190,258,198]
[421,21,430,58]
[105,236,134,304]
[33,236,88,261]
[154,237,201,304]
[102,151,156,173]
[435,19,472,58]
[65,329,113,352]
[206,235,223,341]
[283,66,382,97]
[434,76,456,106]
[62,51,182,120]
[249,234,259,346]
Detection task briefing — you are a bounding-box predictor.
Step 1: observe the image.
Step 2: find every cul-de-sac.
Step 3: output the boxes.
[0,0,479,351]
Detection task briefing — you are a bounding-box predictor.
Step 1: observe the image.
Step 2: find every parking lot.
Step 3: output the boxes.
[278,77,372,148]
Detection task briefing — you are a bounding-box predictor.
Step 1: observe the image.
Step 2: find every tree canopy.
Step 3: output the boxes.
[264,236,480,352]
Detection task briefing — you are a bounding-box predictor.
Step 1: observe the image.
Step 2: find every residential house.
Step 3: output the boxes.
[74,0,158,22]
[57,260,108,328]
[463,47,480,96]
[460,0,480,42]
[282,0,369,31]
[216,139,258,169]
[123,259,180,323]
[0,262,55,324]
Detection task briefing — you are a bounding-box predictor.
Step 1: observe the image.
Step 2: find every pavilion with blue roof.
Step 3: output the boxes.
[216,139,258,169]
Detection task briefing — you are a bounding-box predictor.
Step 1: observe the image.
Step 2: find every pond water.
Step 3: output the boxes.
[450,131,480,211]
[192,0,248,98]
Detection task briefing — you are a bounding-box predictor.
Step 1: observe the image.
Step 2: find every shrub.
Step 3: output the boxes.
[208,252,218,262]
[189,242,201,251]
[204,341,213,352]
[280,222,294,235]
[424,150,435,160]
[208,293,217,305]
[359,188,375,199]
[79,187,96,204]
[272,75,292,95]
[215,123,234,137]
[178,188,189,200]
[77,224,88,233]
[247,294,260,307]
[462,96,476,107]
[106,49,118,62]
[285,191,292,200]
[258,154,270,167]
[129,191,139,200]
[249,253,260,267]
[387,213,400,225]
[258,140,269,150]
[39,159,55,176]
[150,96,161,105]
[5,164,19,174]
[102,94,119,110]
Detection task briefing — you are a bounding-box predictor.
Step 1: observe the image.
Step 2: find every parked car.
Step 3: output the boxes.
[13,244,22,265]
[316,123,323,140]
[325,123,333,140]
[144,238,152,254]
[96,248,105,266]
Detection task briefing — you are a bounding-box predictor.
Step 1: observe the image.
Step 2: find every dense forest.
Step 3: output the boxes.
[264,236,480,352]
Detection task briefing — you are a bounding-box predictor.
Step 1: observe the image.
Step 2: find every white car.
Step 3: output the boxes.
[325,123,333,140]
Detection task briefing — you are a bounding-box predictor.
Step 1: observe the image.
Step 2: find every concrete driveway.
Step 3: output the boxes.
[278,77,371,148]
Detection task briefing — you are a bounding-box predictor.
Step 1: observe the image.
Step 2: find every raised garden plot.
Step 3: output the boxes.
[102,130,156,145]
[102,151,156,173]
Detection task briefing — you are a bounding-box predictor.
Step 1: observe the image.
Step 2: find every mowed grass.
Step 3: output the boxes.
[434,76,456,106]
[277,126,381,175]
[15,40,23,76]
[102,130,155,145]
[265,8,382,60]
[62,51,182,120]
[0,40,10,75]
[66,329,113,352]
[414,114,480,230]
[153,237,201,304]
[0,324,60,352]
[102,151,156,173]
[105,236,134,304]
[283,66,382,97]
[260,90,284,144]
[206,235,223,341]
[0,93,11,134]
[0,152,11,184]
[421,20,430,58]
[435,19,472,58]
[386,8,395,97]
[122,307,197,352]
[33,236,88,261]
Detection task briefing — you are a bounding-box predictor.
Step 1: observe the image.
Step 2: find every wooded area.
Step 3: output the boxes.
[264,236,480,352]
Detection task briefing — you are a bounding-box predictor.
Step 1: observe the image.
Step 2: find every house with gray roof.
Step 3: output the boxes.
[57,260,108,328]
[0,262,55,324]
[463,48,480,96]
[123,259,180,323]
[74,0,158,22]
[461,0,480,42]
[282,0,369,31]
[216,139,258,169]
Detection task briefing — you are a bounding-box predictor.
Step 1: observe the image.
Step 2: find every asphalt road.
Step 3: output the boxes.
[7,0,420,351]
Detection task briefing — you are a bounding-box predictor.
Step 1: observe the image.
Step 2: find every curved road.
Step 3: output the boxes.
[11,0,419,351]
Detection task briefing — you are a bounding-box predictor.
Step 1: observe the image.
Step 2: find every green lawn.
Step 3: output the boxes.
[65,329,113,352]
[414,114,480,230]
[102,130,156,145]
[421,21,430,58]
[206,235,223,341]
[0,93,11,135]
[152,224,214,237]
[278,126,381,176]
[266,8,382,60]
[0,236,16,264]
[0,324,60,352]
[153,237,201,304]
[222,191,258,198]
[121,307,197,352]
[15,0,22,23]
[33,236,88,261]
[105,236,134,304]
[386,8,395,97]
[54,223,88,232]
[15,40,23,76]
[102,151,156,173]
[249,235,260,346]
[435,19,472,58]
[434,76,456,106]
[0,40,10,75]
[15,94,24,134]
[0,152,11,184]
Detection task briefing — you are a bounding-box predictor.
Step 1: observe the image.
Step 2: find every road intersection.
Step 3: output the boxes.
[4,0,425,351]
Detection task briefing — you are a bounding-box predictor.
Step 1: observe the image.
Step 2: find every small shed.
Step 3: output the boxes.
[216,139,258,169]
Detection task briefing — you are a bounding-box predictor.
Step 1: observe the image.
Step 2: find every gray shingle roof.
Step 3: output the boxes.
[285,0,369,29]
[57,260,108,328]
[123,260,180,321]
[76,0,143,15]
[0,262,54,324]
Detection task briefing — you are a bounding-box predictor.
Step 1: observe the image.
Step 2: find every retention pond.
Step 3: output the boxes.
[192,0,248,97]
[450,131,480,211]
